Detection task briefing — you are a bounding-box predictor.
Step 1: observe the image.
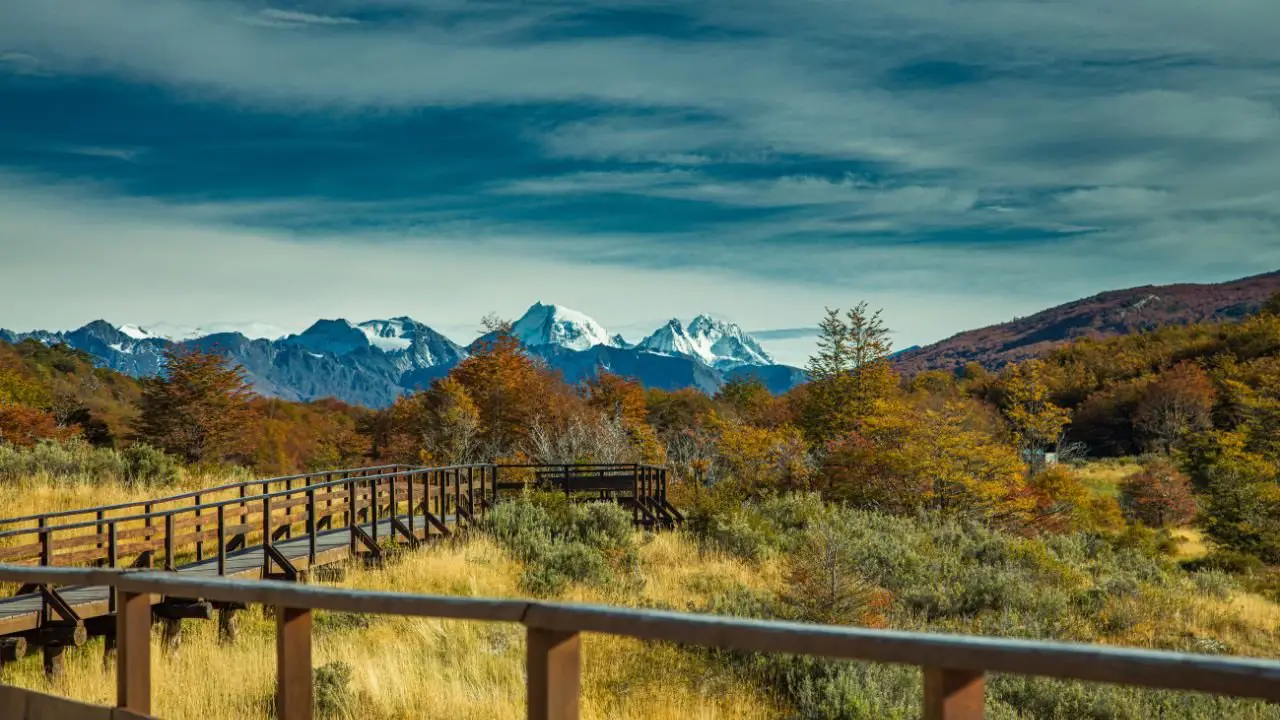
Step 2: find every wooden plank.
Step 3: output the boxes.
[527,628,580,720]
[276,606,313,720]
[924,668,984,720]
[116,589,152,715]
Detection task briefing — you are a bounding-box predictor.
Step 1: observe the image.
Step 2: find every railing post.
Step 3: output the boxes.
[307,488,317,565]
[493,464,501,506]
[453,469,461,524]
[284,479,294,540]
[263,494,273,575]
[117,587,152,715]
[527,627,580,720]
[96,509,106,561]
[39,518,50,567]
[276,606,313,720]
[467,466,475,516]
[370,478,380,545]
[195,494,204,562]
[217,505,227,576]
[164,513,176,571]
[923,668,984,720]
[407,472,416,536]
[347,478,357,554]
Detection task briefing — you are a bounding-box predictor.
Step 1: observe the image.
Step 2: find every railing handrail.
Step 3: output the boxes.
[1,565,1278,709]
[0,463,668,542]
[0,463,415,527]
[0,462,656,529]
[0,467,432,540]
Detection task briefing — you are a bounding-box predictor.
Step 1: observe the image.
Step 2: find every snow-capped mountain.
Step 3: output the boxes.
[128,321,290,342]
[281,317,468,375]
[1,304,804,407]
[637,314,774,369]
[509,302,622,351]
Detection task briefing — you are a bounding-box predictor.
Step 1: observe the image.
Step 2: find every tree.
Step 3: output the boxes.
[999,360,1071,476]
[0,404,77,446]
[780,517,889,627]
[820,399,1028,521]
[1119,457,1198,528]
[1134,363,1215,453]
[384,378,483,465]
[801,303,896,444]
[1184,431,1280,562]
[136,348,257,464]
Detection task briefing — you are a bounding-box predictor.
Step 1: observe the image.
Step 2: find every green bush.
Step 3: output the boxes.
[121,443,182,486]
[313,661,355,718]
[483,495,638,596]
[0,438,184,487]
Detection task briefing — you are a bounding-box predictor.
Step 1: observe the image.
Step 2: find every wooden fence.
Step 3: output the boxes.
[0,565,1278,720]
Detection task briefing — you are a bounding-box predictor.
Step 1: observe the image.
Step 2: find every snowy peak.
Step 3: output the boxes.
[356,317,416,352]
[638,314,773,369]
[281,316,465,370]
[286,319,369,356]
[511,302,619,351]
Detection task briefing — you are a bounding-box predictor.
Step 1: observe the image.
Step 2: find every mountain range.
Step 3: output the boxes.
[0,303,805,408]
[893,270,1280,375]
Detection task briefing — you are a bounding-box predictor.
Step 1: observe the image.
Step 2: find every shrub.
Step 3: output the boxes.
[121,443,183,487]
[313,661,355,718]
[483,495,638,596]
[1119,458,1198,528]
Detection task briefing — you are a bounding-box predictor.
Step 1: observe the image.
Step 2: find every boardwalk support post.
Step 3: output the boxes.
[117,588,152,716]
[923,668,984,720]
[527,627,580,720]
[276,606,313,720]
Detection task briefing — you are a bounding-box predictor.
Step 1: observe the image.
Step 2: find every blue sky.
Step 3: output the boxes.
[2,0,1280,366]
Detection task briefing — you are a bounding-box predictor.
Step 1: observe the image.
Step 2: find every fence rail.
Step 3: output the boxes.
[0,565,1277,720]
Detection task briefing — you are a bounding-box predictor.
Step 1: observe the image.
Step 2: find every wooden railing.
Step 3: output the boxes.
[0,566,1278,720]
[0,464,675,574]
[0,465,414,532]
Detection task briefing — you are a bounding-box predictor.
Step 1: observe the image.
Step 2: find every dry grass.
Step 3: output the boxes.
[1075,458,1141,499]
[1172,527,1212,561]
[0,533,779,720]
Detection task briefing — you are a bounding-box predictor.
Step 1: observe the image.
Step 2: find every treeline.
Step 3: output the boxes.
[3,296,1279,565]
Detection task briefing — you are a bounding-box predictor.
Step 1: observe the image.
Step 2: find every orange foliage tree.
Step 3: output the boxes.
[136,348,257,464]
[1119,457,1198,528]
[1134,362,1215,453]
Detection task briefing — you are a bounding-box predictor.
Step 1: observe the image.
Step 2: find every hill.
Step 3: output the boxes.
[894,270,1280,375]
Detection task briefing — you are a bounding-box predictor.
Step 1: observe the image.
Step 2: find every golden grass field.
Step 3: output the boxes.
[1,528,779,720]
[2,467,1279,719]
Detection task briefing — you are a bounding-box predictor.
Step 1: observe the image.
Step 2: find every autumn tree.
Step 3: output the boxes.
[136,348,257,464]
[449,315,560,454]
[704,412,812,494]
[801,303,896,444]
[1134,362,1215,453]
[820,399,1028,521]
[0,404,77,446]
[999,360,1071,475]
[383,378,483,465]
[1119,457,1198,528]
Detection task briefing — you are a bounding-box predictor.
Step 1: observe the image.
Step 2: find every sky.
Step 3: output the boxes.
[2,0,1280,367]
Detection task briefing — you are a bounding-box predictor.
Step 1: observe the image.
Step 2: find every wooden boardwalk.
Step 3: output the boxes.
[0,463,679,653]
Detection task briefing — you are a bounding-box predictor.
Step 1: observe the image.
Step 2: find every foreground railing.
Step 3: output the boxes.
[0,567,1277,720]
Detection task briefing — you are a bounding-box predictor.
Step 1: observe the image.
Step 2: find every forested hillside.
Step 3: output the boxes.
[4,298,1280,717]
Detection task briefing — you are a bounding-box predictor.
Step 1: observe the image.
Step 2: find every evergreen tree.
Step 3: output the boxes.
[801,303,896,444]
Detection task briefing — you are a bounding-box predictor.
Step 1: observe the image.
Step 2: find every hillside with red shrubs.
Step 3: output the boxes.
[894,270,1280,375]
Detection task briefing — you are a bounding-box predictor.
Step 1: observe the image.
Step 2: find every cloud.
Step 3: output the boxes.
[0,52,52,76]
[241,8,360,28]
[2,0,1280,366]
